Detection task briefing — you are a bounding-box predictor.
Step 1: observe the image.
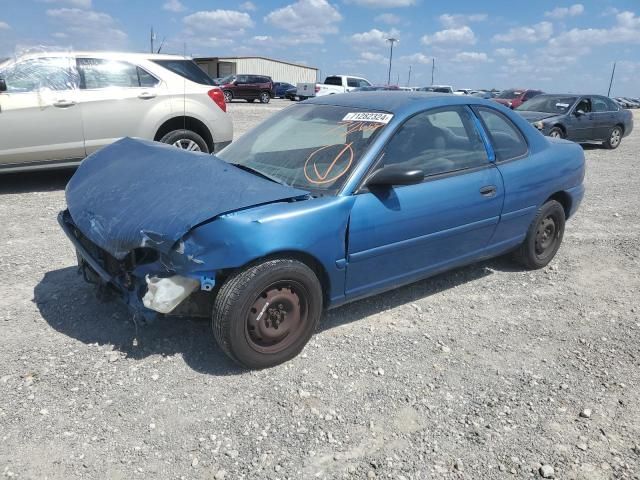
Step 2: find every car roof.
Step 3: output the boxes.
[305,91,499,116]
[12,51,192,61]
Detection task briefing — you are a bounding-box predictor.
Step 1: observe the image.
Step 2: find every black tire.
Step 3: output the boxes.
[259,91,271,104]
[212,258,323,369]
[513,200,565,269]
[247,99,255,103]
[223,90,233,103]
[604,125,623,149]
[548,127,565,139]
[159,129,209,153]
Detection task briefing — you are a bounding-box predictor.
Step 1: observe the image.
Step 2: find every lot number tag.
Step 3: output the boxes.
[342,112,393,124]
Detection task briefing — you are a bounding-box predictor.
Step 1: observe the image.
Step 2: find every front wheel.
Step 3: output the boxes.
[259,91,271,104]
[513,200,565,269]
[212,259,323,369]
[159,129,208,153]
[605,126,623,149]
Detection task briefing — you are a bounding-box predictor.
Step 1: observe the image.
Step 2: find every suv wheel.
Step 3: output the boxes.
[259,92,271,104]
[223,90,233,103]
[160,129,209,153]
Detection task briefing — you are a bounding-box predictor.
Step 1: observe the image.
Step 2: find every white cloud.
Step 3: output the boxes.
[492,21,553,43]
[494,47,515,57]
[252,35,271,42]
[240,1,257,11]
[452,51,489,63]
[0,21,10,30]
[183,10,254,34]
[46,8,127,48]
[358,51,387,64]
[375,13,401,24]
[422,25,476,46]
[399,52,431,64]
[545,4,584,19]
[351,28,400,48]
[265,0,342,40]
[439,13,487,28]
[163,0,185,13]
[346,0,415,7]
[43,0,92,8]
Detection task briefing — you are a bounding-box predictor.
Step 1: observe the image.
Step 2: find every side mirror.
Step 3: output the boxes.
[575,109,586,116]
[0,79,6,92]
[366,165,424,188]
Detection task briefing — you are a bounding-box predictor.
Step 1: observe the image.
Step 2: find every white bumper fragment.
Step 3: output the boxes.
[142,275,200,314]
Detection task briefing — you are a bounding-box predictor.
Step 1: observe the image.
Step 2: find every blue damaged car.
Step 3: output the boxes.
[59,92,585,368]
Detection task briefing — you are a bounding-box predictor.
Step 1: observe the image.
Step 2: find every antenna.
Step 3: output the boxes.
[607,61,616,97]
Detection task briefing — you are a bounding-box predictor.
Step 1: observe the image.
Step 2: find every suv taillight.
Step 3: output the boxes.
[207,88,226,112]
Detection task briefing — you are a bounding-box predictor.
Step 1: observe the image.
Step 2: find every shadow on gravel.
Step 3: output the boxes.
[34,267,243,376]
[35,256,519,374]
[0,168,75,195]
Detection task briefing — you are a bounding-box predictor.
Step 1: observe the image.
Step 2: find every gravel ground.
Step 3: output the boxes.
[1,100,638,480]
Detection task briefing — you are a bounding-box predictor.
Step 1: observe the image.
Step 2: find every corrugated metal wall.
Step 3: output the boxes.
[196,58,317,84]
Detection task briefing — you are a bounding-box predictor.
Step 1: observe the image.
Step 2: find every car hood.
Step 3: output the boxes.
[517,111,561,122]
[65,137,309,259]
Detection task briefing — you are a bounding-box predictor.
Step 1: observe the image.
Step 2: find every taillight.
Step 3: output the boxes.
[207,88,226,112]
[315,86,320,93]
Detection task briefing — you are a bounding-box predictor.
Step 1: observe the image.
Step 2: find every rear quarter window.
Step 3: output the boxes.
[152,59,215,86]
[475,107,528,162]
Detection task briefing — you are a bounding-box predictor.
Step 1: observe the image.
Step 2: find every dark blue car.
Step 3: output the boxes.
[59,92,585,368]
[274,82,295,98]
[516,94,634,149]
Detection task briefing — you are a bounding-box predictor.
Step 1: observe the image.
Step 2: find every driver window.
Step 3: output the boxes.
[381,107,488,178]
[576,98,591,113]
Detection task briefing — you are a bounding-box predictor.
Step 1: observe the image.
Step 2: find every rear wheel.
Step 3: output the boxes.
[605,125,623,149]
[549,127,565,139]
[513,200,565,269]
[160,129,208,153]
[212,258,323,369]
[259,91,271,104]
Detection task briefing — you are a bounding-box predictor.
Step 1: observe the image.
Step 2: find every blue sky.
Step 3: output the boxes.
[1,0,639,95]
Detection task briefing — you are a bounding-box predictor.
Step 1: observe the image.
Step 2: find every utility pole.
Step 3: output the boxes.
[431,58,435,85]
[386,37,399,85]
[407,65,412,87]
[150,27,155,54]
[607,62,617,97]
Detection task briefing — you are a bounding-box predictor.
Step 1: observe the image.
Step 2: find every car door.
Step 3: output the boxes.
[345,106,504,299]
[567,97,596,141]
[233,75,249,99]
[75,57,162,155]
[0,56,84,166]
[591,96,616,140]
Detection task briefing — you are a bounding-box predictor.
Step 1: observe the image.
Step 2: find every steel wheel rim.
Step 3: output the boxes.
[173,139,201,152]
[610,128,621,147]
[245,281,309,354]
[535,215,558,257]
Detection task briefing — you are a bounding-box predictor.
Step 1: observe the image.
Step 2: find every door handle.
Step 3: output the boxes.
[53,99,76,108]
[138,92,156,99]
[479,185,497,197]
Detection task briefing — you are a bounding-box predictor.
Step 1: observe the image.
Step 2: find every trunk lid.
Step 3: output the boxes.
[65,137,309,259]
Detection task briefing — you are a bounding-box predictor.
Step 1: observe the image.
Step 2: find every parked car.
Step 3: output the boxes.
[612,98,631,108]
[493,89,543,109]
[351,85,400,92]
[218,74,275,104]
[297,75,372,99]
[454,89,473,95]
[284,86,298,101]
[58,92,585,368]
[472,91,498,99]
[418,85,454,94]
[0,51,232,172]
[516,94,633,149]
[620,97,640,108]
[274,82,294,98]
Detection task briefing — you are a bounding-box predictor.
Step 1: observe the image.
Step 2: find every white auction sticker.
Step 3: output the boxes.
[342,112,394,124]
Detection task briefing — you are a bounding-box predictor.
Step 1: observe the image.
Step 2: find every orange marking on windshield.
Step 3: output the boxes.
[304,143,354,185]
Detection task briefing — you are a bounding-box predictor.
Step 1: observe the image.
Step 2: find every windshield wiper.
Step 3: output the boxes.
[230,163,289,187]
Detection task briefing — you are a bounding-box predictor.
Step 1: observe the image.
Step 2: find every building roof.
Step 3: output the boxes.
[193,56,318,71]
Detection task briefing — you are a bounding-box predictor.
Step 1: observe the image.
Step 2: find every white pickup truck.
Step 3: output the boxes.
[297,75,372,99]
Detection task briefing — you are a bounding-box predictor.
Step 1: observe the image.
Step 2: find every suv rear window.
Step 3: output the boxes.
[153,59,215,86]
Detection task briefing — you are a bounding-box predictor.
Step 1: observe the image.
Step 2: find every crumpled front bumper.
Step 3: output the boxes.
[58,211,209,319]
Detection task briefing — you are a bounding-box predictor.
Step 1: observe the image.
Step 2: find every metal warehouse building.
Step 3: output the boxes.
[194,56,318,85]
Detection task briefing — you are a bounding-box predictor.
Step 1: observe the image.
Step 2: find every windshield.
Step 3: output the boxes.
[516,95,577,114]
[217,104,390,195]
[497,89,522,99]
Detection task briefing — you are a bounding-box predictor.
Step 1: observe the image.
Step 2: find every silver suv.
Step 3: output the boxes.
[0,51,233,173]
